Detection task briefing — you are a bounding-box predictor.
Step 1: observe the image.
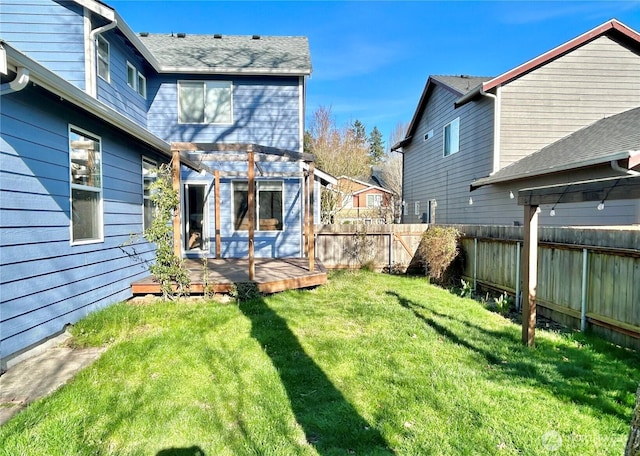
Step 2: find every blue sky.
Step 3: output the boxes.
[109,0,640,149]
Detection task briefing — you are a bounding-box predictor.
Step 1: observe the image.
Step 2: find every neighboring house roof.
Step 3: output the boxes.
[456,19,640,107]
[471,106,640,189]
[392,75,492,150]
[138,33,312,76]
[337,175,394,196]
[0,40,201,170]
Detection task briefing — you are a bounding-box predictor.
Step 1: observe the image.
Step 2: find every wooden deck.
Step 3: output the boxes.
[131,258,327,295]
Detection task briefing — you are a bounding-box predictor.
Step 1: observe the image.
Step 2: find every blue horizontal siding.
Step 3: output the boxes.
[96,29,149,127]
[147,76,301,150]
[0,1,86,89]
[0,83,164,361]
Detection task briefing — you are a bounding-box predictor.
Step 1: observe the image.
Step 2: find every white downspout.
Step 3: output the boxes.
[480,86,501,174]
[0,67,30,95]
[611,158,640,176]
[86,8,117,97]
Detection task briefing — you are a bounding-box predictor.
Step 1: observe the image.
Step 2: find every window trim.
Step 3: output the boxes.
[137,73,147,98]
[443,117,460,157]
[69,125,104,245]
[96,35,110,83]
[142,156,157,231]
[178,80,233,125]
[414,201,420,216]
[126,61,136,90]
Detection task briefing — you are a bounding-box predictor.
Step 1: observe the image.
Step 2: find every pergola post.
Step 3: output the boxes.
[248,150,255,280]
[171,149,181,259]
[214,170,221,258]
[522,204,539,347]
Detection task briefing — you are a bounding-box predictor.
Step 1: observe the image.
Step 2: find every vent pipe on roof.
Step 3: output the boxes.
[214,34,222,39]
[139,32,149,37]
[252,35,261,40]
[177,33,186,38]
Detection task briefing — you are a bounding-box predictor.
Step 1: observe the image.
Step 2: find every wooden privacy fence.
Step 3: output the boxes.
[454,225,640,350]
[315,224,427,271]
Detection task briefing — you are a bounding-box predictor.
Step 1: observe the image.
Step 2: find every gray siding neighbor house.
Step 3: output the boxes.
[394,20,640,227]
[0,0,322,367]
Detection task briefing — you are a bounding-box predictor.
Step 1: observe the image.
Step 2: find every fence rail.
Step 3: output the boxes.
[314,223,640,350]
[454,225,640,350]
[315,224,427,271]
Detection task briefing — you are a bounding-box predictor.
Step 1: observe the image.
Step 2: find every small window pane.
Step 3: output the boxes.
[444,118,460,156]
[233,182,249,230]
[137,73,147,98]
[179,82,205,123]
[127,63,136,89]
[258,181,282,231]
[143,158,157,231]
[72,188,101,242]
[70,131,101,188]
[205,81,232,124]
[97,36,110,81]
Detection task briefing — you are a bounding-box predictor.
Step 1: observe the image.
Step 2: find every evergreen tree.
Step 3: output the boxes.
[369,126,385,165]
[351,120,367,148]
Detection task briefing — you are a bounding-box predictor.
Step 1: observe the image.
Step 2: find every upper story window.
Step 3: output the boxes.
[127,61,147,98]
[142,157,157,231]
[96,35,110,82]
[366,194,383,207]
[443,117,460,156]
[69,126,103,244]
[178,81,233,124]
[443,117,460,157]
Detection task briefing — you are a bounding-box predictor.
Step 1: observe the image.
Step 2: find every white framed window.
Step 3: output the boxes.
[127,62,136,89]
[126,62,147,99]
[96,35,110,82]
[414,201,420,216]
[69,126,103,244]
[142,157,157,231]
[178,80,233,124]
[443,117,460,156]
[233,180,283,231]
[137,73,147,98]
[366,194,383,207]
[423,129,434,141]
[403,201,408,216]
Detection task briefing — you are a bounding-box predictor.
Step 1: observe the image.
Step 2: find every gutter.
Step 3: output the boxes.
[470,150,639,190]
[86,14,117,97]
[2,42,202,171]
[0,66,30,95]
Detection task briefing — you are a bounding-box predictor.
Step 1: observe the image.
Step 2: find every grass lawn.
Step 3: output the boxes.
[1,271,638,455]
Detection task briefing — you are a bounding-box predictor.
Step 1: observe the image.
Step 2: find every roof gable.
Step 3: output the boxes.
[392,75,491,150]
[471,106,640,189]
[456,19,640,107]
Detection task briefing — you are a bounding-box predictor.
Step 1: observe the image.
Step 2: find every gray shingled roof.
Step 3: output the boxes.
[471,106,640,189]
[138,33,311,75]
[431,75,492,95]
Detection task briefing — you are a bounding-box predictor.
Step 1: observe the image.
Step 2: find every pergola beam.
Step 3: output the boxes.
[518,175,640,206]
[172,142,314,163]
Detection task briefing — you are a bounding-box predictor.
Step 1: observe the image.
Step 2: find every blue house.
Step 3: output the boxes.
[0,0,324,368]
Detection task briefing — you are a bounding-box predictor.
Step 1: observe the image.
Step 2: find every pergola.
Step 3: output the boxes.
[169,142,317,280]
[517,174,640,346]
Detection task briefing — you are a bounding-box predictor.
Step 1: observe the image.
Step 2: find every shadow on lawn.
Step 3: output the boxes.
[386,291,640,422]
[239,293,393,455]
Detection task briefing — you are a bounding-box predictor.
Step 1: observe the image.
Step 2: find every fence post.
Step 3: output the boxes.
[581,248,588,332]
[388,231,393,271]
[515,241,521,311]
[473,237,478,292]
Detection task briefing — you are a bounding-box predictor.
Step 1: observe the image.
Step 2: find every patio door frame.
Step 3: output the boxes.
[183,182,210,255]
